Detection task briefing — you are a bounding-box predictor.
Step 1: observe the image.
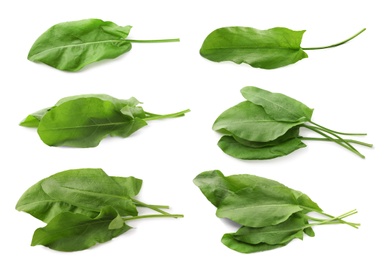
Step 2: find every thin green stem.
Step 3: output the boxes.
[302,208,359,228]
[127,38,180,43]
[144,109,190,121]
[299,137,373,148]
[307,209,360,229]
[302,28,366,50]
[309,121,367,136]
[309,125,361,153]
[132,198,171,215]
[303,125,365,158]
[136,204,170,209]
[122,214,184,222]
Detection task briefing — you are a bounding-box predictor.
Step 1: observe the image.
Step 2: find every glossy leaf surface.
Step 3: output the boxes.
[28,19,132,71]
[218,135,306,160]
[200,27,307,69]
[241,86,313,122]
[213,101,302,142]
[31,206,130,251]
[37,97,147,147]
[41,168,138,216]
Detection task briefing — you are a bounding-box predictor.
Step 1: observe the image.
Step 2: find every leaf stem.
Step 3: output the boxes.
[127,38,180,43]
[299,137,373,148]
[303,125,365,158]
[302,28,366,50]
[309,121,367,136]
[122,214,184,222]
[136,204,170,209]
[132,198,171,215]
[144,109,190,121]
[307,209,360,229]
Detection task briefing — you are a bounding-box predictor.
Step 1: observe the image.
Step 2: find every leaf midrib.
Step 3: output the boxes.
[219,203,300,213]
[246,94,305,121]
[54,184,129,201]
[39,121,129,131]
[202,46,302,52]
[29,39,128,60]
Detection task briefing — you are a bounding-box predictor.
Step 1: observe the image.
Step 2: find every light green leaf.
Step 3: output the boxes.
[200,27,307,69]
[216,186,302,227]
[28,19,132,71]
[213,101,302,142]
[41,168,138,216]
[37,97,147,147]
[241,86,313,122]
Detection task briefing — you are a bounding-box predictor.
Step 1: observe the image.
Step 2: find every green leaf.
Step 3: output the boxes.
[193,170,237,207]
[56,94,141,109]
[200,27,308,69]
[291,189,322,213]
[37,97,147,147]
[233,127,300,148]
[41,168,138,216]
[111,176,143,197]
[241,86,313,122]
[28,19,132,72]
[233,213,308,245]
[31,206,130,251]
[213,101,302,142]
[221,233,287,253]
[15,179,97,223]
[19,107,50,128]
[218,135,306,160]
[216,186,302,227]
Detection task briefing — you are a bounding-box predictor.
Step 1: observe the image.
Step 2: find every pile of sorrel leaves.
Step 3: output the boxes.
[194,170,359,253]
[16,168,183,251]
[213,86,372,159]
[20,94,189,148]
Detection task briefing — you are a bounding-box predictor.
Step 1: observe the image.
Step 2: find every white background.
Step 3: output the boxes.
[0,0,384,258]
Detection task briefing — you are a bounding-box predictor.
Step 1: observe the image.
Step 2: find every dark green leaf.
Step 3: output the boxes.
[193,170,237,207]
[37,97,147,147]
[213,101,302,142]
[221,233,287,253]
[200,27,308,69]
[28,19,132,72]
[41,168,138,216]
[241,86,313,122]
[233,213,308,245]
[15,179,97,223]
[218,135,306,160]
[31,206,130,251]
[304,227,315,237]
[216,186,302,227]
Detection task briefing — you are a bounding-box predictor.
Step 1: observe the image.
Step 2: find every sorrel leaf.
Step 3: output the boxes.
[241,86,313,122]
[218,135,306,160]
[31,206,131,251]
[28,18,179,71]
[40,168,138,216]
[200,27,365,69]
[200,27,307,69]
[213,101,302,142]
